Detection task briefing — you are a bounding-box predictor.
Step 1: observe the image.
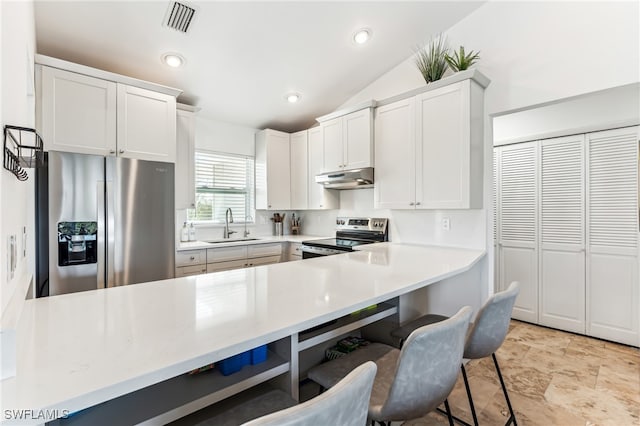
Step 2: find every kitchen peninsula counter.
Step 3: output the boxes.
[1,243,484,424]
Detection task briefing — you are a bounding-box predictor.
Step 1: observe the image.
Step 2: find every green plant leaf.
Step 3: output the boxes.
[414,34,450,83]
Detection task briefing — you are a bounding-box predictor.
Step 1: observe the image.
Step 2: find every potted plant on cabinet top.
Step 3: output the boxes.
[414,34,449,84]
[445,46,481,72]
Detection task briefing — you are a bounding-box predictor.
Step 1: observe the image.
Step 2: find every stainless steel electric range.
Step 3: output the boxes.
[301,217,388,258]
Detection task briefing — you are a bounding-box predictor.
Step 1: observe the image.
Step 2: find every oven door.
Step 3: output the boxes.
[301,245,347,259]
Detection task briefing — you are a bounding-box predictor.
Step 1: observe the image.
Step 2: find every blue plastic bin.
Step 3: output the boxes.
[219,351,251,376]
[250,345,268,365]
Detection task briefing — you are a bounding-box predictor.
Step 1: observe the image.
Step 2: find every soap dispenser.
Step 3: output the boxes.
[180,222,189,242]
[188,222,196,241]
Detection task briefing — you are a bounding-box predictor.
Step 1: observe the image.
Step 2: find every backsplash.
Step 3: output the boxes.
[176,188,486,250]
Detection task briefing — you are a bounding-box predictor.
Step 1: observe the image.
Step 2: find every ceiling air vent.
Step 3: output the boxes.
[164,1,196,33]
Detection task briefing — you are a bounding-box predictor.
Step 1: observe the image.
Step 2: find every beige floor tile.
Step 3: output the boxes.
[403,321,639,426]
[522,346,599,388]
[545,374,639,426]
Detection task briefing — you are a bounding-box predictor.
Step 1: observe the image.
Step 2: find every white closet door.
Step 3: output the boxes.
[493,148,500,292]
[587,126,639,346]
[539,135,585,333]
[499,142,538,323]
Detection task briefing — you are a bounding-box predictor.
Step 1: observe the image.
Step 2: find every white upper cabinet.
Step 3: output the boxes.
[417,80,483,209]
[290,130,309,210]
[308,127,339,210]
[374,98,416,209]
[117,84,176,162]
[321,118,343,172]
[255,129,291,210]
[40,66,117,156]
[319,108,373,173]
[37,58,179,163]
[175,107,196,210]
[374,77,485,209]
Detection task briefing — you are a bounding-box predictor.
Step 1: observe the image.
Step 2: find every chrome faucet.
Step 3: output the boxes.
[224,208,237,239]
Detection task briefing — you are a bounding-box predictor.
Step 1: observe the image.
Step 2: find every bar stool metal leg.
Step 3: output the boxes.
[443,398,455,426]
[492,353,517,426]
[461,364,479,426]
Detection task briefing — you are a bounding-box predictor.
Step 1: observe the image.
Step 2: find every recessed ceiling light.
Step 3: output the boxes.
[353,29,371,44]
[286,93,301,103]
[162,53,185,68]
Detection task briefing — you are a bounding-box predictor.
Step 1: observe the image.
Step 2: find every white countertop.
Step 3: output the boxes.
[176,234,329,251]
[1,243,484,420]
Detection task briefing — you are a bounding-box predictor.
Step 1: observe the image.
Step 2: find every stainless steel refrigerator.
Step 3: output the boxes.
[35,151,175,296]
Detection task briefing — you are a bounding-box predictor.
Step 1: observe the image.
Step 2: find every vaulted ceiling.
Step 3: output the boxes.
[34,1,484,132]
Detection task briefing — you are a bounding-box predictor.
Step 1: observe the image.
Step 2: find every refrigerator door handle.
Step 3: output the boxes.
[96,181,106,289]
[106,180,116,287]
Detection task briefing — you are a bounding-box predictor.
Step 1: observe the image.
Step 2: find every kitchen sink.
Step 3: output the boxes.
[204,238,260,244]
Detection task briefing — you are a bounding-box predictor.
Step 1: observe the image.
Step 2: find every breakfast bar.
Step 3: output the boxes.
[1,243,484,425]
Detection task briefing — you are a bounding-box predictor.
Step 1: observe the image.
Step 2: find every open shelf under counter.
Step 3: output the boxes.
[53,351,289,426]
[297,302,398,351]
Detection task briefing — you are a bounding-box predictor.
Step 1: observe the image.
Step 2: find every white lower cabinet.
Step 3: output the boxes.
[207,259,248,273]
[205,243,283,272]
[495,126,640,346]
[176,264,208,277]
[175,249,207,278]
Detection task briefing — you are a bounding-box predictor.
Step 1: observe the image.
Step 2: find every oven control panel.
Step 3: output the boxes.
[336,217,388,233]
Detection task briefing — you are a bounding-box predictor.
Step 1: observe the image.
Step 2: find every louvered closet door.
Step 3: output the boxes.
[539,135,585,333]
[587,126,639,346]
[493,148,500,292]
[499,142,538,322]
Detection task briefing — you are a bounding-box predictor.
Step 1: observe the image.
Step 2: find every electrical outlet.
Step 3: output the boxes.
[442,217,451,231]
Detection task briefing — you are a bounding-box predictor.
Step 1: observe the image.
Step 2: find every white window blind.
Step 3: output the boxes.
[188,151,255,223]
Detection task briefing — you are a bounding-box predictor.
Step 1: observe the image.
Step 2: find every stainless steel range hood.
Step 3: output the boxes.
[315,167,374,189]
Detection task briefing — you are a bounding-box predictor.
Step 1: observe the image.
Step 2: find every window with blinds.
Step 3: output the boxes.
[188,151,255,223]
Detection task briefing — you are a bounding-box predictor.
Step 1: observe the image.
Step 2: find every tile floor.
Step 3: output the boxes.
[405,320,640,426]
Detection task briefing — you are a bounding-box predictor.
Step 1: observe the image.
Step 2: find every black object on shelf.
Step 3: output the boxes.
[3,125,44,181]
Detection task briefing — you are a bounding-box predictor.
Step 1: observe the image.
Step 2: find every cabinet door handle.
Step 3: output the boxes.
[416,202,421,206]
[119,149,125,154]
[109,150,116,155]
[409,202,415,206]
[190,256,195,260]
[319,204,323,208]
[268,205,272,208]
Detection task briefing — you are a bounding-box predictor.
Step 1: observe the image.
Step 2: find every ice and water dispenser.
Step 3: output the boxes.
[57,222,97,266]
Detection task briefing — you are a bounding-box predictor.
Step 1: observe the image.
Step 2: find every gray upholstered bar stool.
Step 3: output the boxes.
[390,281,521,426]
[198,361,377,426]
[307,306,473,426]
[243,361,377,426]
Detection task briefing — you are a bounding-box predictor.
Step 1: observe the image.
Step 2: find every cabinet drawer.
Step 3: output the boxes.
[207,246,248,263]
[287,243,302,256]
[207,259,247,273]
[247,255,281,267]
[176,250,206,267]
[248,243,282,258]
[175,264,207,277]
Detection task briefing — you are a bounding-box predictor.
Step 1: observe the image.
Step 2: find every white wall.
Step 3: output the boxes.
[0,0,36,379]
[1,0,36,314]
[195,115,257,157]
[493,83,640,145]
[305,0,639,305]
